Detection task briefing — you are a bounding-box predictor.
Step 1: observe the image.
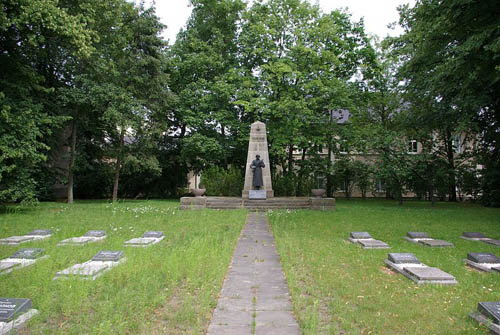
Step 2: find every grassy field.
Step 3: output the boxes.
[269,199,500,335]
[0,200,246,334]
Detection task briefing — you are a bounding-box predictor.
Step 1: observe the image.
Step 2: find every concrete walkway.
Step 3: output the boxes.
[207,212,301,335]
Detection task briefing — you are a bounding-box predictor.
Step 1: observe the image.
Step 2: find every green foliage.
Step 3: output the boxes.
[199,166,243,196]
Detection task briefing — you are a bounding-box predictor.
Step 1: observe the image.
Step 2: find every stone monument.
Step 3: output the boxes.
[242,121,273,199]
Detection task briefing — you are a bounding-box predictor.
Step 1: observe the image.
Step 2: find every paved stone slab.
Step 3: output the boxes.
[54,258,126,280]
[419,239,453,247]
[143,231,163,238]
[403,267,456,281]
[124,236,164,247]
[462,232,488,240]
[25,230,52,236]
[208,212,300,335]
[58,236,97,245]
[0,263,20,273]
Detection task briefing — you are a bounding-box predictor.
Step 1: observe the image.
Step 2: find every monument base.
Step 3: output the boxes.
[180,196,335,211]
[242,189,274,199]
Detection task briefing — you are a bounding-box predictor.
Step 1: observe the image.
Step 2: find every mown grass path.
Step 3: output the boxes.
[0,200,246,334]
[269,199,500,335]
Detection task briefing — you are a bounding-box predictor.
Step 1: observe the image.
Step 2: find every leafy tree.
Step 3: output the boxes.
[392,0,500,205]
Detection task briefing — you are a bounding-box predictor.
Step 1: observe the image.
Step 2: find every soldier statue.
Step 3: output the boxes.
[250,154,265,189]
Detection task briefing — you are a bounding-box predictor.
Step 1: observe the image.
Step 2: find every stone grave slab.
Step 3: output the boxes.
[465,252,500,272]
[419,239,453,247]
[388,253,421,264]
[92,250,123,262]
[58,237,96,246]
[124,235,164,247]
[350,232,372,239]
[0,298,31,323]
[0,263,20,274]
[468,253,500,264]
[25,230,52,236]
[10,248,44,260]
[470,302,500,335]
[407,232,430,239]
[0,249,47,275]
[84,230,106,237]
[478,302,500,325]
[484,239,500,246]
[0,236,34,245]
[143,231,163,238]
[358,239,390,249]
[403,267,457,284]
[462,232,488,240]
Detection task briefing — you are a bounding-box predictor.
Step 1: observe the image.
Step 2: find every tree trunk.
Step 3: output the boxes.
[398,183,403,205]
[445,129,457,201]
[67,119,77,204]
[112,130,125,202]
[326,143,333,197]
[297,148,307,195]
[287,144,294,177]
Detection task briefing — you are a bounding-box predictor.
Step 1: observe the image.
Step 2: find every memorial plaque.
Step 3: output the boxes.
[92,250,123,262]
[10,248,44,259]
[484,239,500,246]
[407,232,430,239]
[26,229,52,236]
[403,267,455,281]
[84,230,106,237]
[350,232,372,239]
[359,240,389,248]
[463,232,486,239]
[56,262,110,278]
[0,298,31,322]
[388,253,421,264]
[249,190,267,200]
[478,302,500,325]
[467,253,500,264]
[143,231,164,238]
[419,239,453,247]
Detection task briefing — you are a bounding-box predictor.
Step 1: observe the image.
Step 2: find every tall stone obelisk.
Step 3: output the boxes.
[242,121,274,199]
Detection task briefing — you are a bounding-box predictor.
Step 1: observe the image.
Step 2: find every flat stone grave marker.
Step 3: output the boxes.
[10,248,44,259]
[403,267,456,281]
[0,263,20,273]
[0,236,34,245]
[143,231,163,238]
[84,230,106,237]
[478,302,500,325]
[388,253,421,264]
[485,240,500,246]
[470,302,500,335]
[92,251,123,262]
[468,253,500,264]
[55,250,125,280]
[407,232,430,239]
[0,298,31,323]
[26,230,52,236]
[463,232,487,239]
[350,232,372,239]
[358,239,389,249]
[419,239,454,247]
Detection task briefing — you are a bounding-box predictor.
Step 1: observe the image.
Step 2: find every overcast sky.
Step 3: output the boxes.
[147,0,415,44]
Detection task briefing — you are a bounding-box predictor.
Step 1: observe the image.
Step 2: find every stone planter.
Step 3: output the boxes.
[311,189,326,198]
[192,188,206,197]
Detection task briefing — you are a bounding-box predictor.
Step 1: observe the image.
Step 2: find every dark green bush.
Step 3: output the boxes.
[200,166,243,196]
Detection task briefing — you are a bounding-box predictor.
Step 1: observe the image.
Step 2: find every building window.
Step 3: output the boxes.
[376,179,385,193]
[408,140,418,153]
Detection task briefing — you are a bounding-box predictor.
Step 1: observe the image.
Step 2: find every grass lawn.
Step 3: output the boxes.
[0,200,246,334]
[269,199,500,335]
